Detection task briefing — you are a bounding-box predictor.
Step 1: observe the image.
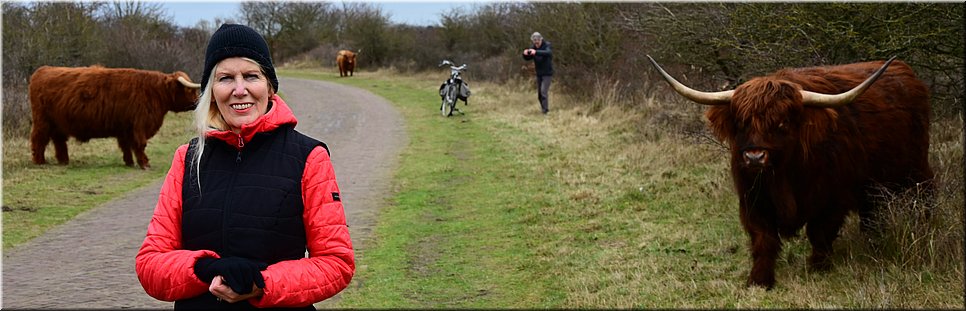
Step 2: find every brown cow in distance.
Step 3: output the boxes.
[648,56,933,289]
[336,49,358,77]
[29,65,201,169]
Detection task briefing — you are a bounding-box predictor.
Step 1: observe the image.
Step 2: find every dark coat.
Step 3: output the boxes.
[522,41,554,76]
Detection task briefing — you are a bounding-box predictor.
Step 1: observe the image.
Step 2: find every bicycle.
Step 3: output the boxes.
[437,60,469,117]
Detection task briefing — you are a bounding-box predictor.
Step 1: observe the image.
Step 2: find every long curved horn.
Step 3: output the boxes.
[177,76,201,89]
[646,55,732,106]
[801,56,896,108]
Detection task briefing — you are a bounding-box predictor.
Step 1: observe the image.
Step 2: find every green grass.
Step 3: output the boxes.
[281,69,564,307]
[2,111,195,249]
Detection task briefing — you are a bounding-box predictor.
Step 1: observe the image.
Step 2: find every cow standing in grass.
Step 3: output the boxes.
[336,50,358,77]
[647,56,933,289]
[29,65,201,169]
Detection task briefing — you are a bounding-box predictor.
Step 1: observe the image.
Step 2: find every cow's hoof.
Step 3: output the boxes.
[746,276,775,290]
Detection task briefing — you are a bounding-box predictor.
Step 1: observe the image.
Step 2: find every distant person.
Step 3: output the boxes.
[135,23,354,309]
[522,31,554,114]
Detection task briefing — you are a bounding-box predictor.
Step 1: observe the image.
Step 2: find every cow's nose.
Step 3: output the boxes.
[743,149,768,165]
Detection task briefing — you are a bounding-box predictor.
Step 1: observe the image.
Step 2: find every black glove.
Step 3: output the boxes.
[194,256,269,294]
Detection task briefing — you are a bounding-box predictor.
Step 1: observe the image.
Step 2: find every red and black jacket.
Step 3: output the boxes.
[136,95,354,308]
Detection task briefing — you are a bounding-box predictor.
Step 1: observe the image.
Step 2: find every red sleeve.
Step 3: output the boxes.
[249,145,355,307]
[135,144,220,301]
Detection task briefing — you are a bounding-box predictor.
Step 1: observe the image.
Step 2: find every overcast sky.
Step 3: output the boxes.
[157,1,483,28]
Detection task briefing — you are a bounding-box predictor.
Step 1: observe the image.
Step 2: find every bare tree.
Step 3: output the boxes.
[240,2,339,64]
[338,2,391,66]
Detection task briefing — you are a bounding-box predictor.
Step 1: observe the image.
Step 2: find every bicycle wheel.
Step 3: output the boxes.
[441,85,455,117]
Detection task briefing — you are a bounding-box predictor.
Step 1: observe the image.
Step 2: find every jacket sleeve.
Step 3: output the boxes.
[249,145,355,308]
[535,42,552,57]
[135,144,220,301]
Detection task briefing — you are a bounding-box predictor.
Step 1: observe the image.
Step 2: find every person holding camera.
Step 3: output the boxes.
[522,32,554,115]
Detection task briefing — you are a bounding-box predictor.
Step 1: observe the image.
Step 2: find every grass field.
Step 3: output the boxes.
[3,66,962,308]
[1,111,195,249]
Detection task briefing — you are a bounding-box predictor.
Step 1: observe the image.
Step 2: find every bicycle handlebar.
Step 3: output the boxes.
[439,60,468,72]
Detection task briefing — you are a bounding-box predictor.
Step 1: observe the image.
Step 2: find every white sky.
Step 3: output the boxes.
[156,1,484,28]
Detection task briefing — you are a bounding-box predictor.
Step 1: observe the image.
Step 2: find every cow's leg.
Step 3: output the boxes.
[747,228,781,289]
[51,131,69,165]
[117,136,135,167]
[132,136,150,169]
[30,121,51,164]
[737,180,780,289]
[805,210,846,272]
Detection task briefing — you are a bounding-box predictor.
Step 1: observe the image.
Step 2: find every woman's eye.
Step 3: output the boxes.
[244,74,261,81]
[218,76,232,82]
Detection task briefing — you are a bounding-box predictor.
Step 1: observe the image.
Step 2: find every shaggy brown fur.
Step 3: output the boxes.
[29,66,199,169]
[336,50,357,77]
[702,59,933,289]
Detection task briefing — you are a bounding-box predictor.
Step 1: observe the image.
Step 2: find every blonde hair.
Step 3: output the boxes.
[189,57,273,189]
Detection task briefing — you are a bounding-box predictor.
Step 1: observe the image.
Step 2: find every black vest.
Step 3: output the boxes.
[182,124,326,262]
[176,125,325,310]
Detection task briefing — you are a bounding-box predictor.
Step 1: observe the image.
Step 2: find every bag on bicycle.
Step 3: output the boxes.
[457,80,471,103]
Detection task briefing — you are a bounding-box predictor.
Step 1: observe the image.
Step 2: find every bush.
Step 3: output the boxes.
[3,83,31,138]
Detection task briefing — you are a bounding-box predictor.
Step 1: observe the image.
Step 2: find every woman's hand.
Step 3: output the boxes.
[195,256,267,294]
[210,275,264,303]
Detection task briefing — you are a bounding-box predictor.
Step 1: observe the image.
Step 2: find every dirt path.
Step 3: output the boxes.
[1,77,407,309]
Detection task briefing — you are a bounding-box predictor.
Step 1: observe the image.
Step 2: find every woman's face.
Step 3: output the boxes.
[212,57,273,133]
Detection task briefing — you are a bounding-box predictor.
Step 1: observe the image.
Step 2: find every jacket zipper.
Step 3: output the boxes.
[223,134,244,253]
[236,134,244,163]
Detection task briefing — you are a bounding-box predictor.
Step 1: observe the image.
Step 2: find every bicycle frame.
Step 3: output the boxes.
[438,60,468,117]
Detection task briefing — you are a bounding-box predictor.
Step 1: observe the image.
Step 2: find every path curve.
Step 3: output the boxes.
[1,77,407,309]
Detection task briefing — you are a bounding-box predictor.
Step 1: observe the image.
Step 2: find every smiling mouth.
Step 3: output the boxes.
[230,103,254,110]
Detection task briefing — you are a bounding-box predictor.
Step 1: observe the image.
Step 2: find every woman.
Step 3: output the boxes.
[135,23,354,309]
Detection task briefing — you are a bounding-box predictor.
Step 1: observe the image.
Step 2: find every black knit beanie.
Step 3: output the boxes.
[201,24,279,92]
